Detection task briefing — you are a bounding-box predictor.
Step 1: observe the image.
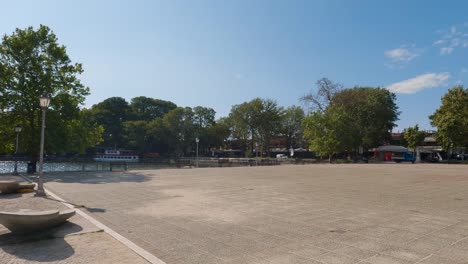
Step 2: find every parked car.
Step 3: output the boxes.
[276,154,288,159]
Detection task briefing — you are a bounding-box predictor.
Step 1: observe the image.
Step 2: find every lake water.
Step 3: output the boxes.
[0,161,173,174]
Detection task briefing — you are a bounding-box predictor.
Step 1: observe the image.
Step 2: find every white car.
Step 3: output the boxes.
[276,154,288,159]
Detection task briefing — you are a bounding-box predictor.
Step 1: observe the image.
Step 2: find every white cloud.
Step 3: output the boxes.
[435,24,468,55]
[441,47,454,55]
[462,67,468,73]
[385,47,419,62]
[386,72,451,94]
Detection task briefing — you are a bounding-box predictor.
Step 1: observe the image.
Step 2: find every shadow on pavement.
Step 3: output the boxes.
[42,171,151,184]
[0,222,82,262]
[0,193,23,200]
[85,207,106,213]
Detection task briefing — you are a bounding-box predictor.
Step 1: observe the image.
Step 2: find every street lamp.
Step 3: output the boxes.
[255,142,259,166]
[36,93,50,197]
[13,126,22,175]
[195,137,199,168]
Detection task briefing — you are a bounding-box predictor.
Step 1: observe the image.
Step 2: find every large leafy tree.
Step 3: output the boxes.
[162,107,195,156]
[226,98,283,155]
[331,87,399,150]
[282,106,305,148]
[303,107,353,162]
[89,97,130,148]
[302,80,399,159]
[0,25,96,158]
[403,125,426,154]
[257,99,283,155]
[430,86,468,150]
[192,106,216,154]
[227,100,260,152]
[129,96,176,121]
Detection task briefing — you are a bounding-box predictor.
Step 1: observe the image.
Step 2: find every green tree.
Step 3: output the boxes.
[257,99,283,156]
[430,86,468,150]
[206,117,231,150]
[147,117,170,155]
[227,100,259,152]
[226,98,283,155]
[122,120,149,153]
[162,107,195,156]
[303,107,353,162]
[331,87,399,150]
[0,25,94,158]
[65,110,104,154]
[89,97,130,148]
[282,106,305,148]
[192,106,216,155]
[129,96,176,121]
[403,125,426,155]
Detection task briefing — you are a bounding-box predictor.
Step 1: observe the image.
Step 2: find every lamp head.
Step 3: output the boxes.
[39,93,51,108]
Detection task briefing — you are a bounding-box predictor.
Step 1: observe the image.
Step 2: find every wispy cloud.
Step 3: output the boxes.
[462,67,468,73]
[385,47,419,62]
[384,46,421,68]
[386,72,450,94]
[434,23,468,55]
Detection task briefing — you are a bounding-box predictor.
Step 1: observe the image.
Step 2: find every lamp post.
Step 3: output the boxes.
[195,137,199,168]
[255,142,259,166]
[13,126,22,175]
[36,93,50,197]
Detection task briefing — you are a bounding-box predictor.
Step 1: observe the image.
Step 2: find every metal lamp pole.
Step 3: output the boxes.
[13,126,22,175]
[36,93,50,197]
[195,137,199,168]
[255,142,259,166]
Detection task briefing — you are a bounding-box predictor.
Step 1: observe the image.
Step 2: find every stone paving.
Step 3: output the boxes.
[0,176,149,264]
[44,164,468,264]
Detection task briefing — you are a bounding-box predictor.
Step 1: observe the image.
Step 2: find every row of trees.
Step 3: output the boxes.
[1,25,467,161]
[85,96,306,157]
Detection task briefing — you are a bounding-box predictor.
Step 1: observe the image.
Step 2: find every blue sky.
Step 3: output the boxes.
[1,0,467,131]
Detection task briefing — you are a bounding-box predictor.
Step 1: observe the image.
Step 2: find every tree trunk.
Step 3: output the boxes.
[328,154,332,163]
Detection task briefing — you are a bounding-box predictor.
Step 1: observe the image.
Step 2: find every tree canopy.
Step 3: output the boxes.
[403,125,426,153]
[303,85,399,160]
[430,86,468,150]
[0,25,100,158]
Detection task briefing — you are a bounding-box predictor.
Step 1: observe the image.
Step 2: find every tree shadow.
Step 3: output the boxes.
[85,207,106,213]
[0,193,23,199]
[0,222,82,262]
[39,171,151,185]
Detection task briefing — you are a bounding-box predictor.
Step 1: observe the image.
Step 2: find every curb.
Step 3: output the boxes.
[20,175,166,264]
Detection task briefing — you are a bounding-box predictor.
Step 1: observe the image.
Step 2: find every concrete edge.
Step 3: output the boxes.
[20,175,166,264]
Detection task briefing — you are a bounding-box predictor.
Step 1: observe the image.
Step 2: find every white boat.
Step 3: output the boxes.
[94,149,139,162]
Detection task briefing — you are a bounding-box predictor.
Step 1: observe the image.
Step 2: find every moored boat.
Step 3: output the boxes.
[94,149,139,162]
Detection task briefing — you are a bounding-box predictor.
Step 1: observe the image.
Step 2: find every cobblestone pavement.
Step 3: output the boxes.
[0,178,149,264]
[44,164,468,264]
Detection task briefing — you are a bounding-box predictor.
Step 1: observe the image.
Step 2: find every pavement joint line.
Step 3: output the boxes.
[19,175,166,264]
[45,188,167,264]
[44,187,167,264]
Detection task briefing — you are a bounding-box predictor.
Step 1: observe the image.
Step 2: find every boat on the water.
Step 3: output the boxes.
[94,149,139,162]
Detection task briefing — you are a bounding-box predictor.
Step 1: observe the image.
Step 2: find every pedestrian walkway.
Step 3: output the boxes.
[45,165,468,264]
[0,176,149,264]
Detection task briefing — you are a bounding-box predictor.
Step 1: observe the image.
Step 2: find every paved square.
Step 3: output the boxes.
[46,164,468,264]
